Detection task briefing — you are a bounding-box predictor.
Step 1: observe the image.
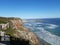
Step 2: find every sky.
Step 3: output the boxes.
[0,0,60,19]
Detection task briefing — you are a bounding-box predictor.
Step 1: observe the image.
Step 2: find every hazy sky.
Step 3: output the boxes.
[0,0,60,19]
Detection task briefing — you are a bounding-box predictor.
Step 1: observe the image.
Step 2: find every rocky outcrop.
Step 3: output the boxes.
[0,17,40,45]
[14,30,40,45]
[9,19,40,45]
[0,23,9,30]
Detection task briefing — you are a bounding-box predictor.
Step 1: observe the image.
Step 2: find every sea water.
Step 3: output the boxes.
[23,18,60,45]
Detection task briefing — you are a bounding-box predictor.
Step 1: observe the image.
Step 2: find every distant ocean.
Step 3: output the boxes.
[23,18,60,45]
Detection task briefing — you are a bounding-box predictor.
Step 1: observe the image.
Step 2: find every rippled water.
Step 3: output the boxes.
[23,18,60,45]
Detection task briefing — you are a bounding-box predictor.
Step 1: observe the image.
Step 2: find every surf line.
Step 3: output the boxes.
[34,28,60,45]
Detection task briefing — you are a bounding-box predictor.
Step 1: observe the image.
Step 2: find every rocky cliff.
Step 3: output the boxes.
[10,19,40,45]
[0,17,40,45]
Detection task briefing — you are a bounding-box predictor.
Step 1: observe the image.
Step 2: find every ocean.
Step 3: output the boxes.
[23,18,60,45]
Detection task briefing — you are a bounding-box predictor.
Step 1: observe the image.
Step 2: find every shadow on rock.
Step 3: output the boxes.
[10,37,30,45]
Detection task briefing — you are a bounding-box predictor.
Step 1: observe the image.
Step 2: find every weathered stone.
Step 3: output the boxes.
[0,17,40,45]
[0,23,9,30]
[10,19,40,45]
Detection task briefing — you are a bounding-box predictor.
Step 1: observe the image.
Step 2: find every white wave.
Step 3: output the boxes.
[46,24,58,29]
[34,27,60,45]
[35,22,43,24]
[33,22,43,27]
[24,23,60,45]
[24,23,33,27]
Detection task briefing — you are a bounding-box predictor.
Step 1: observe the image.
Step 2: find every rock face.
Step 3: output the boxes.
[10,19,40,45]
[0,23,9,30]
[14,30,40,45]
[0,17,40,45]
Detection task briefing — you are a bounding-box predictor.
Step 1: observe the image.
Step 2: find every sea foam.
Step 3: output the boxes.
[34,27,60,45]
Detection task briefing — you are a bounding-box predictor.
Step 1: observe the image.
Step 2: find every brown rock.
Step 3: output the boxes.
[10,19,40,45]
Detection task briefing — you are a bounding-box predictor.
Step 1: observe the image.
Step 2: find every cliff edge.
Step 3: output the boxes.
[0,17,40,45]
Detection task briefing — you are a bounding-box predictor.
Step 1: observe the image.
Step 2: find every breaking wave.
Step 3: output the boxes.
[46,24,58,29]
[34,27,60,45]
[23,22,60,45]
